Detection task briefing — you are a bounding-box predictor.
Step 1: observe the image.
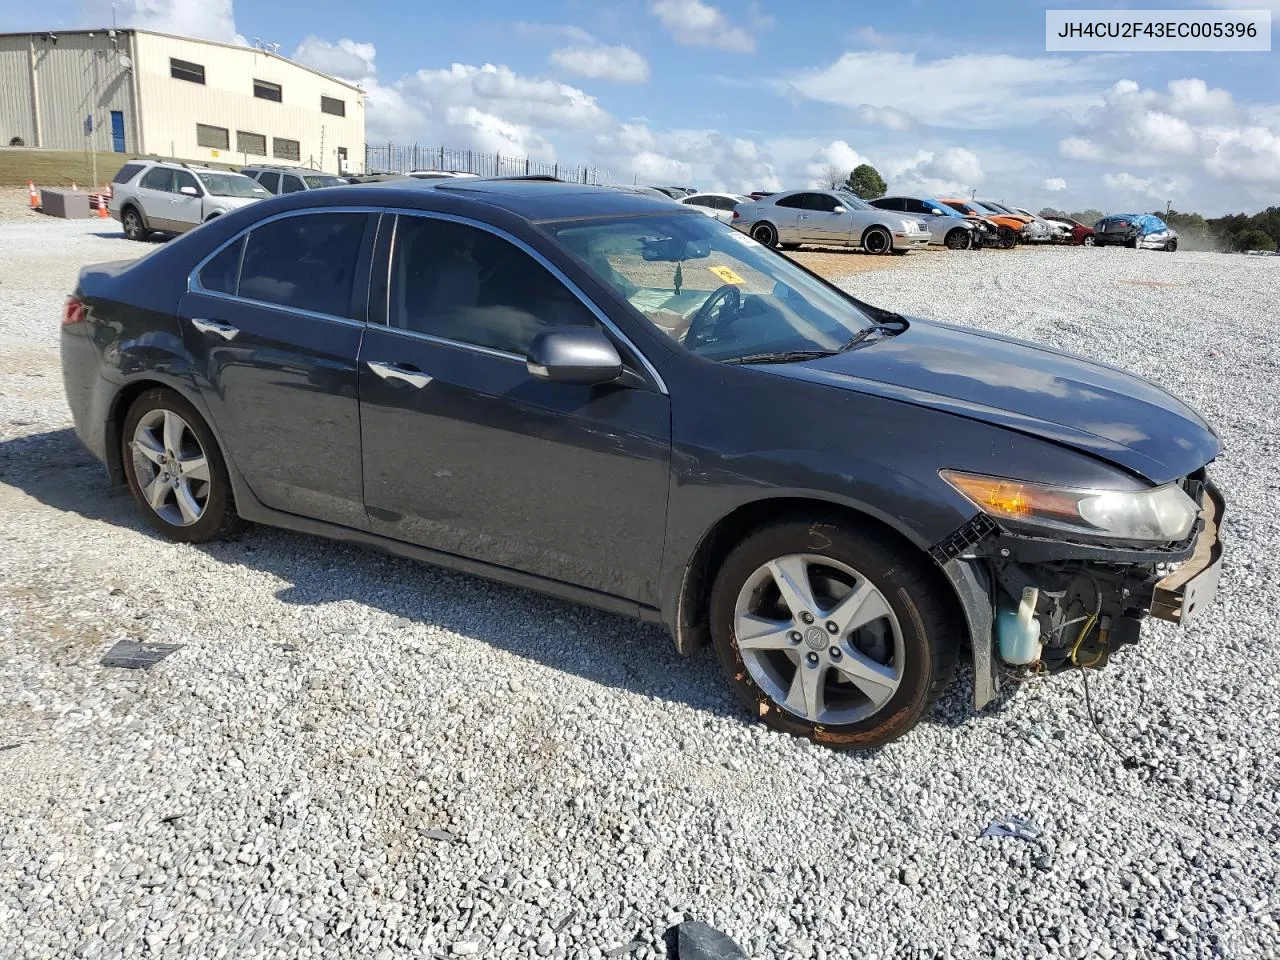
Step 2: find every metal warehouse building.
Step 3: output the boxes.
[0,28,365,173]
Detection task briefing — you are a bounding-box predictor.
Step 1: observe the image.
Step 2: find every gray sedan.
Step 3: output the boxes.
[868,196,984,250]
[732,189,931,254]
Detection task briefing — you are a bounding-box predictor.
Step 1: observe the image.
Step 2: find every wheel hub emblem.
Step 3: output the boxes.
[804,626,827,650]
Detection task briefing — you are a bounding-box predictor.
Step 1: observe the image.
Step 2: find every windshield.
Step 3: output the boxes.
[834,190,873,211]
[546,213,875,363]
[959,200,995,215]
[303,174,345,189]
[978,200,1014,214]
[197,172,270,198]
[924,198,965,217]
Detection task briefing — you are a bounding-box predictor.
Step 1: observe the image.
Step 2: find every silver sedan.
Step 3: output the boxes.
[732,189,931,254]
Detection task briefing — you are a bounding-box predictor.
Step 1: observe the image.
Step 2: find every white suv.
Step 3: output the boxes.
[109,160,270,241]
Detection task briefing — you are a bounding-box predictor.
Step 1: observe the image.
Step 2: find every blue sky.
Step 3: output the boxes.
[14,0,1280,213]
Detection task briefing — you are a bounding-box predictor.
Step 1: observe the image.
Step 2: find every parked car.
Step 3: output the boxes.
[1044,216,1097,246]
[650,186,697,199]
[60,178,1223,748]
[406,170,481,180]
[346,173,414,184]
[242,165,347,194]
[977,200,1053,243]
[939,199,1021,248]
[108,160,270,241]
[602,184,680,200]
[681,191,751,224]
[1010,207,1072,243]
[748,191,775,201]
[868,196,985,250]
[1093,214,1179,251]
[733,189,931,254]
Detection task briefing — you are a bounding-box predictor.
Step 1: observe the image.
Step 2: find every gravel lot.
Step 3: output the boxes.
[2,219,1278,959]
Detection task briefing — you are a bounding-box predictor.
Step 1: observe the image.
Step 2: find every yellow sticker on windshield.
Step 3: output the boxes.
[707,265,745,285]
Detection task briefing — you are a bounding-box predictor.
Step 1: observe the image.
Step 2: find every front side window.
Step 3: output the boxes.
[139,167,175,192]
[238,213,373,317]
[546,213,874,363]
[195,172,270,198]
[257,171,280,193]
[281,175,305,193]
[806,193,841,213]
[172,170,200,195]
[389,216,599,356]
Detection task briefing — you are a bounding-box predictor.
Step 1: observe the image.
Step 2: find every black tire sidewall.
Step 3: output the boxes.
[708,520,943,749]
[751,223,777,247]
[121,388,236,543]
[945,228,970,250]
[122,207,145,241]
[863,228,891,255]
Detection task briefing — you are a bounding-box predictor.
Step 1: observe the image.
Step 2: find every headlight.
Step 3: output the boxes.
[940,470,1199,543]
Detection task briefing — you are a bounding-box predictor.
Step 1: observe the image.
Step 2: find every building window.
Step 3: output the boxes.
[170,58,206,84]
[254,79,282,102]
[236,131,267,157]
[272,137,300,161]
[321,96,346,117]
[196,124,229,150]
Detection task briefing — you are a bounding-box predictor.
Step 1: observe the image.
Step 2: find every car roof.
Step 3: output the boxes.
[331,177,699,222]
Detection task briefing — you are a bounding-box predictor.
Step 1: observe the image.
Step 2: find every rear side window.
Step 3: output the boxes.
[112,162,145,185]
[198,237,244,295]
[140,167,174,192]
[238,213,374,318]
[257,171,280,193]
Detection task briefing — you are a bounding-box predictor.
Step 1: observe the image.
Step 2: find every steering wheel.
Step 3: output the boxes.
[683,284,741,350]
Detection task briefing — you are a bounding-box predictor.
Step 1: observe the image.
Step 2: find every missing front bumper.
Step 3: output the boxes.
[1150,481,1225,624]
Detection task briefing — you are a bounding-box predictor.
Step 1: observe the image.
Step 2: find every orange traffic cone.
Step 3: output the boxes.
[27,181,39,209]
[97,192,108,218]
[71,180,77,191]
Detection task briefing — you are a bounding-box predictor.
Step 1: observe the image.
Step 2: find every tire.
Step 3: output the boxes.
[1125,236,1138,249]
[1081,234,1096,247]
[121,388,243,543]
[1166,239,1178,252]
[997,226,1017,249]
[708,519,959,749]
[861,226,892,256]
[750,222,778,247]
[944,228,973,251]
[121,205,148,242]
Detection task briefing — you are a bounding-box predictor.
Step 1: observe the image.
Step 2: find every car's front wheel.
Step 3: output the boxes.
[861,226,892,255]
[709,519,958,749]
[944,228,973,251]
[121,206,148,242]
[122,388,242,543]
[997,226,1017,249]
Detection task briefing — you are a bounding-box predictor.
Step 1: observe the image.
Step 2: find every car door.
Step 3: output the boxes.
[357,211,672,605]
[257,171,281,195]
[281,174,306,194]
[134,167,178,230]
[710,196,736,223]
[802,192,855,245]
[769,193,808,241]
[168,170,205,232]
[179,208,380,529]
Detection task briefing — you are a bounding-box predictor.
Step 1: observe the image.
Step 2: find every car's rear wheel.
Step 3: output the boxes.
[944,228,973,251]
[121,206,148,242]
[121,389,242,543]
[709,520,958,749]
[750,222,778,247]
[1081,234,1096,247]
[861,226,892,255]
[1166,239,1178,252]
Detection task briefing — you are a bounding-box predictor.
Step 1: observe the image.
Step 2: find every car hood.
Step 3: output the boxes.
[767,317,1219,483]
[208,195,263,209]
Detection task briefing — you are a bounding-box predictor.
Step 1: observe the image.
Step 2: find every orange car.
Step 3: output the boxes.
[940,199,1023,248]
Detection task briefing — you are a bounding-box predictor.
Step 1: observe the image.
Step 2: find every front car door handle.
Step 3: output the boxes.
[366,360,432,389]
[190,318,239,341]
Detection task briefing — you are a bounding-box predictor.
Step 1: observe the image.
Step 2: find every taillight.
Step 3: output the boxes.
[63,296,86,326]
[731,210,740,219]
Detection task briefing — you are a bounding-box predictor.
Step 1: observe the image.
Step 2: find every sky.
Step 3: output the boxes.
[10,0,1280,214]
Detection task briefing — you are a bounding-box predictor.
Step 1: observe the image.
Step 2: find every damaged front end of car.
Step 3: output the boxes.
[928,469,1225,708]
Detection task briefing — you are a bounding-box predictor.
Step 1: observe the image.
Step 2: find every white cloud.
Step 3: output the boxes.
[1058,77,1280,188]
[1044,177,1067,191]
[97,0,245,45]
[854,105,914,131]
[886,147,986,197]
[550,41,650,84]
[292,36,376,85]
[597,125,782,192]
[788,51,1099,128]
[1102,171,1190,201]
[649,0,756,53]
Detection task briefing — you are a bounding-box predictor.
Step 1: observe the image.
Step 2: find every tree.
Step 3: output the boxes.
[1068,208,1104,226]
[819,165,845,189]
[844,163,887,199]
[1233,228,1276,252]
[1039,207,1067,219]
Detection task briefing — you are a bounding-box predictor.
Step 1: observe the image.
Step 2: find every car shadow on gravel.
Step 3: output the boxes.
[2,427,998,735]
[0,428,745,723]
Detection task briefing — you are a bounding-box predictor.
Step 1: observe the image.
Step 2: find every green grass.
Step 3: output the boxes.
[0,148,238,187]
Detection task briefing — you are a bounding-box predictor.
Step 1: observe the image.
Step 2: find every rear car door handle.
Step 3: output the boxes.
[190,318,239,341]
[366,360,432,389]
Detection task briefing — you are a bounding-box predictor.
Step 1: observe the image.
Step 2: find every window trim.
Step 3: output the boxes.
[320,96,346,117]
[186,207,667,395]
[236,130,267,157]
[253,79,283,102]
[196,123,230,150]
[380,210,668,395]
[170,57,205,84]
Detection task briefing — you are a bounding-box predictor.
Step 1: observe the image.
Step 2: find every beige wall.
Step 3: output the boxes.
[131,32,364,173]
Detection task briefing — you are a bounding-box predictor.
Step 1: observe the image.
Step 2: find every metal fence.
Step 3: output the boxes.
[363,143,609,184]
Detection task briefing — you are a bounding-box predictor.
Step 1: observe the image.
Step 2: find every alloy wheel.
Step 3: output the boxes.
[733,553,903,725]
[751,223,777,247]
[945,229,972,251]
[130,409,211,527]
[863,228,891,255]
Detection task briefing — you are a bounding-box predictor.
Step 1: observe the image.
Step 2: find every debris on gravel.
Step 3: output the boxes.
[2,222,1279,958]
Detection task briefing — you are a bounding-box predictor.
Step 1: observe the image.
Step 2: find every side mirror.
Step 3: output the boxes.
[930,208,944,216]
[180,186,199,196]
[526,328,623,385]
[832,205,846,214]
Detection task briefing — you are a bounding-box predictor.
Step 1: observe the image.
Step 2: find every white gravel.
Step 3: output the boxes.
[2,222,1278,959]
